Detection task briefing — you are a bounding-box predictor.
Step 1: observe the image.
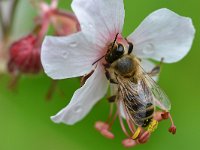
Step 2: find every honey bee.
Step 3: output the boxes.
[103,33,172,138]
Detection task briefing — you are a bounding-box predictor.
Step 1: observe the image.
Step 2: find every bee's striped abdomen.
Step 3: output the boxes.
[125,96,155,127]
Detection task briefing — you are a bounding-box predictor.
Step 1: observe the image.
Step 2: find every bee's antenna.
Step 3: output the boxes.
[92,33,119,66]
[111,33,119,50]
[92,54,106,65]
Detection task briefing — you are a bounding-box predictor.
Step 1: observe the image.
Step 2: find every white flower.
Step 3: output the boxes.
[41,0,195,125]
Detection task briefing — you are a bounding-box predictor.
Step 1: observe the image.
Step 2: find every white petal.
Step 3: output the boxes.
[51,65,109,125]
[71,0,125,47]
[128,8,195,63]
[41,32,99,79]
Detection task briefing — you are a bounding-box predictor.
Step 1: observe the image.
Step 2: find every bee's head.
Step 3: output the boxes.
[105,42,124,64]
[105,33,125,64]
[92,33,133,66]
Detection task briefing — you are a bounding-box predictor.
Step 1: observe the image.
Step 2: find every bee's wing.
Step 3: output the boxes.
[117,76,154,126]
[143,73,171,111]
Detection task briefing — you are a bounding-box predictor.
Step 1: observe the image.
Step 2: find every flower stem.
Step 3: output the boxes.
[45,80,58,100]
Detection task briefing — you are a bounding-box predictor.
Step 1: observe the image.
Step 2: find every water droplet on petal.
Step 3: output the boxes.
[69,41,77,47]
[88,24,93,28]
[63,51,69,59]
[142,43,154,55]
[80,24,85,30]
[74,105,82,113]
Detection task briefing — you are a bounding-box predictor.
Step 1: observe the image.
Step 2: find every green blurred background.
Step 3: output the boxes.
[0,0,200,149]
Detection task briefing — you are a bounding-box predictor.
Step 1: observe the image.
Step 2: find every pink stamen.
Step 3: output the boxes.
[94,104,118,139]
[138,131,150,144]
[121,101,135,134]
[105,103,114,123]
[108,109,118,129]
[155,111,176,134]
[161,112,169,120]
[95,121,109,132]
[95,103,116,139]
[95,121,115,139]
[168,113,176,134]
[154,111,169,122]
[168,125,176,134]
[100,129,115,139]
[127,119,136,133]
[117,101,136,137]
[169,113,175,126]
[122,138,138,148]
[118,109,130,137]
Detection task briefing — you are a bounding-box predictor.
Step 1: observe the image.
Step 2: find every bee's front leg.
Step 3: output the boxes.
[103,63,118,84]
[80,70,94,86]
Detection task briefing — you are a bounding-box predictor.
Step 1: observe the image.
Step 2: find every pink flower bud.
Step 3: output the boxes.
[8,34,41,74]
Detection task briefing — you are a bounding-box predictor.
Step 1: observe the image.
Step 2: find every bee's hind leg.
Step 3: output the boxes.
[148,58,164,77]
[138,130,151,144]
[132,127,142,140]
[130,127,150,144]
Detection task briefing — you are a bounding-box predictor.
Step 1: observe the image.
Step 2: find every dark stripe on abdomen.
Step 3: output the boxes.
[128,102,154,127]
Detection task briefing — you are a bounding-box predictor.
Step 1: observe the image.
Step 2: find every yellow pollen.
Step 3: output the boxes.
[147,119,158,133]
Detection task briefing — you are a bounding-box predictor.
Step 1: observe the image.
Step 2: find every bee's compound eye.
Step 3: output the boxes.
[116,44,124,56]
